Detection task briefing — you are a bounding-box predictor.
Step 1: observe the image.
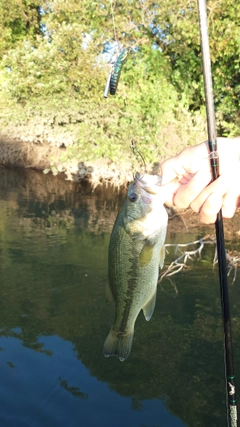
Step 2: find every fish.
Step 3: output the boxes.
[103,172,168,361]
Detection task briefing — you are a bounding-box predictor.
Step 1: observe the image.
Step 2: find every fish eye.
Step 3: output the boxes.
[128,192,138,202]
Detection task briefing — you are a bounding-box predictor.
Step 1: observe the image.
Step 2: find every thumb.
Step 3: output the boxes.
[158,180,181,207]
[160,160,180,186]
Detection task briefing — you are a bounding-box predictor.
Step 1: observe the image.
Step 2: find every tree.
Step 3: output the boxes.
[0,0,41,58]
[0,0,239,165]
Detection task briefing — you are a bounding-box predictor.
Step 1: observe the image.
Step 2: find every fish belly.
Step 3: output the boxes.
[104,225,161,361]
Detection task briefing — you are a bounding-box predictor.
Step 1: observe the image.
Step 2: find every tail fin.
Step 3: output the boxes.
[103,328,134,362]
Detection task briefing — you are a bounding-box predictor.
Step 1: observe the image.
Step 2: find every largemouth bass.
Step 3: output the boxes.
[103,172,168,361]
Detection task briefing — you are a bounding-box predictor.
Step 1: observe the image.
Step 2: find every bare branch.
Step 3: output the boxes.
[159,276,179,295]
[226,251,240,284]
[159,234,240,285]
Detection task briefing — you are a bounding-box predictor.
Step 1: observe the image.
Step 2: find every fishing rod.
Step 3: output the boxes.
[197,1,237,426]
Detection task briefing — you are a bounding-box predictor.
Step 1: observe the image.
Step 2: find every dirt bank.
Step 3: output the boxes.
[0,132,162,187]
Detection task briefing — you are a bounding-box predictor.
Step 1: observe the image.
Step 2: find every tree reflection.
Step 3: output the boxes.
[0,168,239,427]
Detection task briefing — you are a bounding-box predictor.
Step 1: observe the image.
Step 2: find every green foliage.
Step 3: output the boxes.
[1,21,103,102]
[0,0,41,58]
[0,0,239,170]
[209,0,240,135]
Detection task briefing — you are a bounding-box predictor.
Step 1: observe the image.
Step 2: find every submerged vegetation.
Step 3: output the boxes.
[0,0,239,182]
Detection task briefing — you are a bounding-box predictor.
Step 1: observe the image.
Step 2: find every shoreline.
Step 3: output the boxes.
[0,133,163,187]
[1,144,240,243]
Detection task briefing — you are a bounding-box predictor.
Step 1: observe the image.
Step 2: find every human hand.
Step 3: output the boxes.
[160,137,240,224]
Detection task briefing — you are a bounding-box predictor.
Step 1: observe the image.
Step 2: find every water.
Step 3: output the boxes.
[0,167,240,427]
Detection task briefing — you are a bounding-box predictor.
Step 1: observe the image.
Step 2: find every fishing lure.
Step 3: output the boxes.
[110,48,129,95]
[104,48,129,98]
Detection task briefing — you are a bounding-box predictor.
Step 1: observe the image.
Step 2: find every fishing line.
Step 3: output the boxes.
[104,0,132,97]
[131,139,147,173]
[198,1,237,426]
[105,2,144,174]
[110,0,118,43]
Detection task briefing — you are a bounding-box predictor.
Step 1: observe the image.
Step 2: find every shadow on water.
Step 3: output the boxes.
[0,167,240,427]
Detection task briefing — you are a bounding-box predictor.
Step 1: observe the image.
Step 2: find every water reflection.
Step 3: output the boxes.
[0,167,240,427]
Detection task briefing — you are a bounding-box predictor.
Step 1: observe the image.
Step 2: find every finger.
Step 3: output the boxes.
[190,171,239,214]
[222,190,240,219]
[160,142,209,185]
[173,168,212,209]
[160,181,182,207]
[199,192,223,224]
[217,137,240,174]
[160,155,188,185]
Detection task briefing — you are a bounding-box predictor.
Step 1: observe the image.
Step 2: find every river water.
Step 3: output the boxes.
[0,167,240,427]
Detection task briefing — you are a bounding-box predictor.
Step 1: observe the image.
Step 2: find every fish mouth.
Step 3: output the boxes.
[134,172,162,194]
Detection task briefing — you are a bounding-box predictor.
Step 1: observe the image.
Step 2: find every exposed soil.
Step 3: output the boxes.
[0,134,62,169]
[0,132,162,186]
[1,131,240,244]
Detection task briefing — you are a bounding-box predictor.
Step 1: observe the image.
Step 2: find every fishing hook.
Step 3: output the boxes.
[131,139,147,173]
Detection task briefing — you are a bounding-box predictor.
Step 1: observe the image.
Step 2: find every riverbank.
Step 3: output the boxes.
[0,132,141,187]
[0,93,207,187]
[0,123,205,188]
[0,131,173,188]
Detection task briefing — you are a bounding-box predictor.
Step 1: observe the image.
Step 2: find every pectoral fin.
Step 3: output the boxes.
[143,291,157,321]
[159,245,165,269]
[139,244,154,267]
[105,283,113,302]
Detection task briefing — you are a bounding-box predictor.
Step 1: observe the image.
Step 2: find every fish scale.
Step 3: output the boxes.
[103,173,168,361]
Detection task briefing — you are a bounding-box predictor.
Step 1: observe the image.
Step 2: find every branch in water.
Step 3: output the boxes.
[159,235,240,285]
